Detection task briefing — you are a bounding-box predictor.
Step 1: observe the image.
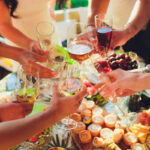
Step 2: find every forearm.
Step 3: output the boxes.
[125,0,150,40]
[135,72,150,91]
[0,106,60,150]
[0,23,33,50]
[0,43,22,62]
[88,0,110,26]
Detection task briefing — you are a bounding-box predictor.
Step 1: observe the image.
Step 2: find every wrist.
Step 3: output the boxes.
[125,23,139,40]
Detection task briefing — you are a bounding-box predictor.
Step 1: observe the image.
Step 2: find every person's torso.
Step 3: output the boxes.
[10,0,55,41]
[105,0,138,30]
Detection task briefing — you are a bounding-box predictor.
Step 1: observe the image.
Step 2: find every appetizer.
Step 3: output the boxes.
[79,130,92,144]
[88,124,102,136]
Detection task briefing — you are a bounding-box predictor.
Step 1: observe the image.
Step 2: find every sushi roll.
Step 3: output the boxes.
[100,128,114,140]
[81,109,92,117]
[93,137,104,148]
[88,123,101,136]
[73,122,86,134]
[85,101,95,110]
[123,132,138,146]
[92,115,104,126]
[113,128,124,143]
[92,107,104,116]
[79,130,92,144]
[69,113,81,122]
[131,143,145,150]
[104,114,117,128]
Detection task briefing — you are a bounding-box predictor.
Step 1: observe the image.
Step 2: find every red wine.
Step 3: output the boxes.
[97,27,112,51]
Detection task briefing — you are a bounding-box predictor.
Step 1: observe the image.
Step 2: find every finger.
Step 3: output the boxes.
[116,89,136,97]
[52,82,60,97]
[74,86,87,101]
[100,82,119,98]
[23,61,56,78]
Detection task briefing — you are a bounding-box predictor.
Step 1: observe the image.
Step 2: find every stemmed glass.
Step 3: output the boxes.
[15,65,40,104]
[36,22,65,96]
[95,14,112,57]
[55,61,83,131]
[94,14,137,127]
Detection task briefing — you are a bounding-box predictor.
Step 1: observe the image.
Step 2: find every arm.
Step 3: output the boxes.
[49,0,56,20]
[96,69,150,99]
[111,0,150,49]
[125,0,150,40]
[0,43,56,78]
[0,84,87,150]
[88,0,110,26]
[0,0,35,50]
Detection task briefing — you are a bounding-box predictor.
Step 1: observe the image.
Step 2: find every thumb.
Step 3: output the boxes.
[52,82,60,97]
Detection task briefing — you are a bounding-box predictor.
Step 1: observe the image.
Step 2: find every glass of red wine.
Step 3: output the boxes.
[95,14,112,57]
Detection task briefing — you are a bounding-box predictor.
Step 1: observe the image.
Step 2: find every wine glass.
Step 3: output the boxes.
[95,14,113,57]
[55,61,83,131]
[15,65,40,104]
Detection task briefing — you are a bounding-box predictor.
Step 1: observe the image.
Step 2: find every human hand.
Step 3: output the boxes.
[49,83,87,119]
[110,29,130,50]
[18,49,56,78]
[95,69,141,99]
[0,101,33,122]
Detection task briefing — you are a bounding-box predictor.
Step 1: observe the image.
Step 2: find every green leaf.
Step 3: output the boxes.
[56,134,60,147]
[51,136,57,146]
[27,103,46,117]
[64,133,70,148]
[61,139,66,148]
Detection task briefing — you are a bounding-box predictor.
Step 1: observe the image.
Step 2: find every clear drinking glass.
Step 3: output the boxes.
[95,14,113,57]
[15,65,40,104]
[55,61,83,131]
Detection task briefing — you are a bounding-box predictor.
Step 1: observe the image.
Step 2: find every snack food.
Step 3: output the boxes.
[79,130,92,144]
[104,114,117,128]
[88,124,102,136]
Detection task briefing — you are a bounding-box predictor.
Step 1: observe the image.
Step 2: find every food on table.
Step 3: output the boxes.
[92,107,104,116]
[48,148,65,150]
[88,123,102,136]
[130,123,150,143]
[93,137,104,148]
[113,128,124,144]
[123,132,138,146]
[92,115,104,126]
[94,53,138,73]
[85,91,108,107]
[104,114,117,128]
[103,139,121,150]
[73,122,86,134]
[100,128,114,140]
[138,110,150,126]
[131,143,145,150]
[115,120,126,130]
[69,113,82,122]
[83,116,92,126]
[79,130,92,144]
[0,96,12,104]
[81,109,92,117]
[17,88,39,103]
[85,100,95,110]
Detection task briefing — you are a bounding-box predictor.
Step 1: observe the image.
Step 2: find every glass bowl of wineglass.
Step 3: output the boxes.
[95,14,113,57]
[15,65,40,104]
[55,61,83,131]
